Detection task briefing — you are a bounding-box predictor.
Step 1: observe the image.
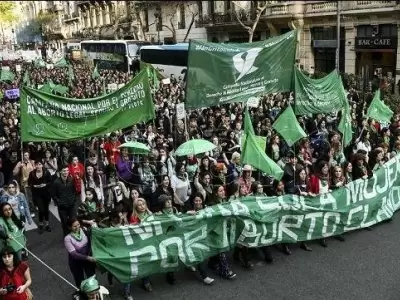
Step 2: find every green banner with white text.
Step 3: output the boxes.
[92,155,400,283]
[21,69,154,142]
[185,30,297,109]
[294,68,347,115]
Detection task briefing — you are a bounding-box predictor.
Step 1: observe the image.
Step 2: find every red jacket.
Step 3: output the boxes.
[103,140,121,165]
[68,163,84,194]
[308,175,320,195]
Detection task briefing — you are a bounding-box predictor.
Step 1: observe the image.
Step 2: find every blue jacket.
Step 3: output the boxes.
[0,192,33,224]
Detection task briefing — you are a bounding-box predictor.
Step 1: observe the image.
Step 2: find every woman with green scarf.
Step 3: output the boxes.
[0,202,26,260]
[78,187,107,229]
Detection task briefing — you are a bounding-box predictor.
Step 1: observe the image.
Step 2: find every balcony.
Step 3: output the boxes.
[195,9,259,28]
[304,1,398,16]
[64,12,80,22]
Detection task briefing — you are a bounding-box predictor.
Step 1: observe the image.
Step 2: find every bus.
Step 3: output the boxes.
[80,40,151,73]
[139,43,188,79]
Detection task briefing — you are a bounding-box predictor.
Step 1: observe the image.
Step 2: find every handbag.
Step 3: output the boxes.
[26,287,33,300]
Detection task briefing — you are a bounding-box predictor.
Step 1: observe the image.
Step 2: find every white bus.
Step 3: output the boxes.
[80,40,151,73]
[139,43,188,79]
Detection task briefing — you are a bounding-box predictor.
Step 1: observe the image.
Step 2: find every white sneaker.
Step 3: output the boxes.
[203,277,214,285]
[189,266,196,272]
[31,213,35,218]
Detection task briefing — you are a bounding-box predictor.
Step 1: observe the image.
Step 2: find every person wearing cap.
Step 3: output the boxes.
[77,275,110,300]
[237,164,254,196]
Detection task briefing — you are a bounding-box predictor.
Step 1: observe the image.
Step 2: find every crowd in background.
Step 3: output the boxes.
[0,57,397,300]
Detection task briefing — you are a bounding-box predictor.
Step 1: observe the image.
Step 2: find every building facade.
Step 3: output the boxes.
[13,1,400,83]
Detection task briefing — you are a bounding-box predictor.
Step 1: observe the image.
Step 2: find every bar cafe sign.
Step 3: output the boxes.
[355,37,397,49]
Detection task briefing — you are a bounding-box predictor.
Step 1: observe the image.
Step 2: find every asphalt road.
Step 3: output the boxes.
[26,208,400,300]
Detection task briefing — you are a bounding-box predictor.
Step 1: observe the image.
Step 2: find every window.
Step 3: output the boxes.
[357,25,373,37]
[380,24,397,37]
[197,1,203,15]
[140,49,188,67]
[314,48,335,73]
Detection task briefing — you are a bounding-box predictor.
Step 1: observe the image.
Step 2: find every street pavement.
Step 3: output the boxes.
[26,208,400,300]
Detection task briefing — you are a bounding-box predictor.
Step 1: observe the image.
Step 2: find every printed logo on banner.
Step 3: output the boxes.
[233,48,263,82]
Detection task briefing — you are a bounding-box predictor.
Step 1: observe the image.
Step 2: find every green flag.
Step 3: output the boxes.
[53,84,69,95]
[294,68,347,115]
[54,57,68,68]
[272,106,307,147]
[244,106,255,135]
[39,82,53,94]
[23,71,30,86]
[338,101,353,147]
[92,64,100,79]
[243,106,283,180]
[21,69,155,142]
[366,90,393,123]
[0,70,15,82]
[242,132,283,180]
[185,30,297,108]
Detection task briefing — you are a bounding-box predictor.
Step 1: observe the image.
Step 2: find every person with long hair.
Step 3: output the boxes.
[152,175,174,212]
[28,160,52,233]
[0,203,26,259]
[0,181,33,226]
[343,161,353,184]
[0,247,32,300]
[308,161,332,247]
[171,162,191,210]
[116,147,134,183]
[42,149,58,181]
[78,188,106,230]
[64,217,96,289]
[130,198,152,225]
[80,165,104,207]
[187,194,236,280]
[68,156,85,196]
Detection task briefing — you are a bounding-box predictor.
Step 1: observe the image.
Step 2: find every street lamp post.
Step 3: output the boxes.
[335,1,341,71]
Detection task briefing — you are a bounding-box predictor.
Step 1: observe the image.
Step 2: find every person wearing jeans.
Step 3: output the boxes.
[52,165,77,236]
[28,160,53,233]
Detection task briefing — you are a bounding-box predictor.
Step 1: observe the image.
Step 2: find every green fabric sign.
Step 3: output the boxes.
[367,90,393,123]
[21,69,155,142]
[185,31,297,109]
[92,155,400,283]
[272,105,307,147]
[241,134,266,151]
[294,68,347,115]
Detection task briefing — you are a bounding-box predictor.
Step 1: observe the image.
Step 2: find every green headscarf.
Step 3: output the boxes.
[80,275,99,293]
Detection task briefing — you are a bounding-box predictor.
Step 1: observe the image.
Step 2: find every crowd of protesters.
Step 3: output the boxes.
[0,56,397,300]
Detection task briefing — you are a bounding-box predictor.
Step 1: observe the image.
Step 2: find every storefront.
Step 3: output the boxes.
[355,25,397,79]
[311,26,345,74]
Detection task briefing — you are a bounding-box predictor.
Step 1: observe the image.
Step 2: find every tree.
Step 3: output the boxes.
[232,1,268,42]
[0,2,17,44]
[32,9,58,39]
[182,3,200,42]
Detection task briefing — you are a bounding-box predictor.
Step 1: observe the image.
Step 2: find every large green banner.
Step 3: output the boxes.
[294,68,347,115]
[21,69,154,142]
[92,155,400,283]
[185,31,297,109]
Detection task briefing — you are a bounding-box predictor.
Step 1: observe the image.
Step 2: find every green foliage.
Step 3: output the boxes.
[32,10,57,34]
[0,1,16,24]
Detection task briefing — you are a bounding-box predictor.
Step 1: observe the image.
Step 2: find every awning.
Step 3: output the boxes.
[355,49,395,53]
